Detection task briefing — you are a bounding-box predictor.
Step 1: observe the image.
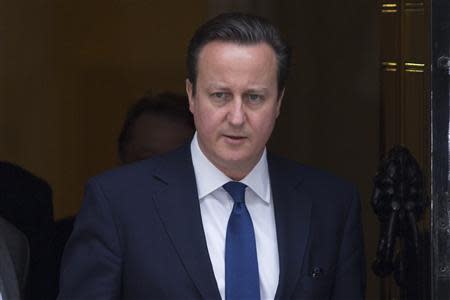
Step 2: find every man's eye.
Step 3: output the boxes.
[210,92,230,103]
[213,92,225,99]
[247,94,263,102]
[211,92,229,100]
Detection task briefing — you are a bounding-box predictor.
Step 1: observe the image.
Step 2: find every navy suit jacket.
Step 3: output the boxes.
[58,145,365,300]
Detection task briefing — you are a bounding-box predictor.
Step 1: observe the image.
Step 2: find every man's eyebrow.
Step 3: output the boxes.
[205,84,270,93]
[245,87,269,93]
[206,83,230,91]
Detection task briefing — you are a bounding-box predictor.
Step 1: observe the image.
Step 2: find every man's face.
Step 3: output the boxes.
[186,41,283,180]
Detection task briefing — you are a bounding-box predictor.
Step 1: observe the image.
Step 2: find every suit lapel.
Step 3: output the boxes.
[269,155,312,299]
[151,145,221,300]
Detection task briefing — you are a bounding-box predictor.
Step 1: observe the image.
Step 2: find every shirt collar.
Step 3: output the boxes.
[190,132,271,204]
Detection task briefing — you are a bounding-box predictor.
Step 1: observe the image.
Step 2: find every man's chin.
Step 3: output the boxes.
[218,154,254,171]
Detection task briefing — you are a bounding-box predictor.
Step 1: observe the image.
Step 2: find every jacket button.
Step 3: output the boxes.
[312,267,323,278]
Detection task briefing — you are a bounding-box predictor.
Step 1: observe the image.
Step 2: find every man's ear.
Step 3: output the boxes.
[186,79,195,113]
[276,88,285,118]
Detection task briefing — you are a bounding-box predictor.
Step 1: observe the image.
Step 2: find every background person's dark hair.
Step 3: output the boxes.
[187,12,291,96]
[118,91,194,163]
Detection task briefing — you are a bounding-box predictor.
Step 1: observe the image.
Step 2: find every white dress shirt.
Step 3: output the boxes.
[191,133,279,300]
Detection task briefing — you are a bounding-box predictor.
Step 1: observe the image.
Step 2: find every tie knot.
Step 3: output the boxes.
[223,181,247,203]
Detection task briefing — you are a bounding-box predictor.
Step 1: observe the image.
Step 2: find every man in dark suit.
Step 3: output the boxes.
[0,217,29,300]
[0,161,58,300]
[59,12,365,299]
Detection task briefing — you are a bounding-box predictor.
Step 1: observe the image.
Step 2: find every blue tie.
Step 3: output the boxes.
[223,181,260,300]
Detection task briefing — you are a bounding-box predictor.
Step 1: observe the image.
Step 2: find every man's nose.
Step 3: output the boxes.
[227,99,246,126]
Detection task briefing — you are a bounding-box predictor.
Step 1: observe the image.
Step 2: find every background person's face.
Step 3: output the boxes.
[123,114,194,163]
[187,41,282,180]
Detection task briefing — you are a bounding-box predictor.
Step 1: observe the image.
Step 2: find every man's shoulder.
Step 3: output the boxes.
[268,154,358,218]
[0,161,51,190]
[268,153,356,193]
[91,157,160,185]
[88,144,192,190]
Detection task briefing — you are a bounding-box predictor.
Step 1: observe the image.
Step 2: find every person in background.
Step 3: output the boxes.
[118,91,195,164]
[54,91,195,294]
[59,12,365,299]
[0,161,57,300]
[0,216,29,300]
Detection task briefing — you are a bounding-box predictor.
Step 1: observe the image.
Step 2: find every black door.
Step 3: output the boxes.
[431,0,450,298]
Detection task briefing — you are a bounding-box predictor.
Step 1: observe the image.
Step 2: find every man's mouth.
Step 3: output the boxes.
[224,135,246,139]
[223,134,247,144]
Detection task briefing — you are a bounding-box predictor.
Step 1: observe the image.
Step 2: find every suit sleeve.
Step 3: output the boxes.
[332,186,366,299]
[58,178,122,300]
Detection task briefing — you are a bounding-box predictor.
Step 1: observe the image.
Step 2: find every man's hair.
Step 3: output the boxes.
[118,92,194,163]
[187,12,291,95]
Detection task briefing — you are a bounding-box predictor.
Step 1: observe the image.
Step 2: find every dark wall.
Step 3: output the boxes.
[0,0,207,218]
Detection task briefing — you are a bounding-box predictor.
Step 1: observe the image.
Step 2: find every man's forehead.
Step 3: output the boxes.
[197,40,274,58]
[196,41,277,69]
